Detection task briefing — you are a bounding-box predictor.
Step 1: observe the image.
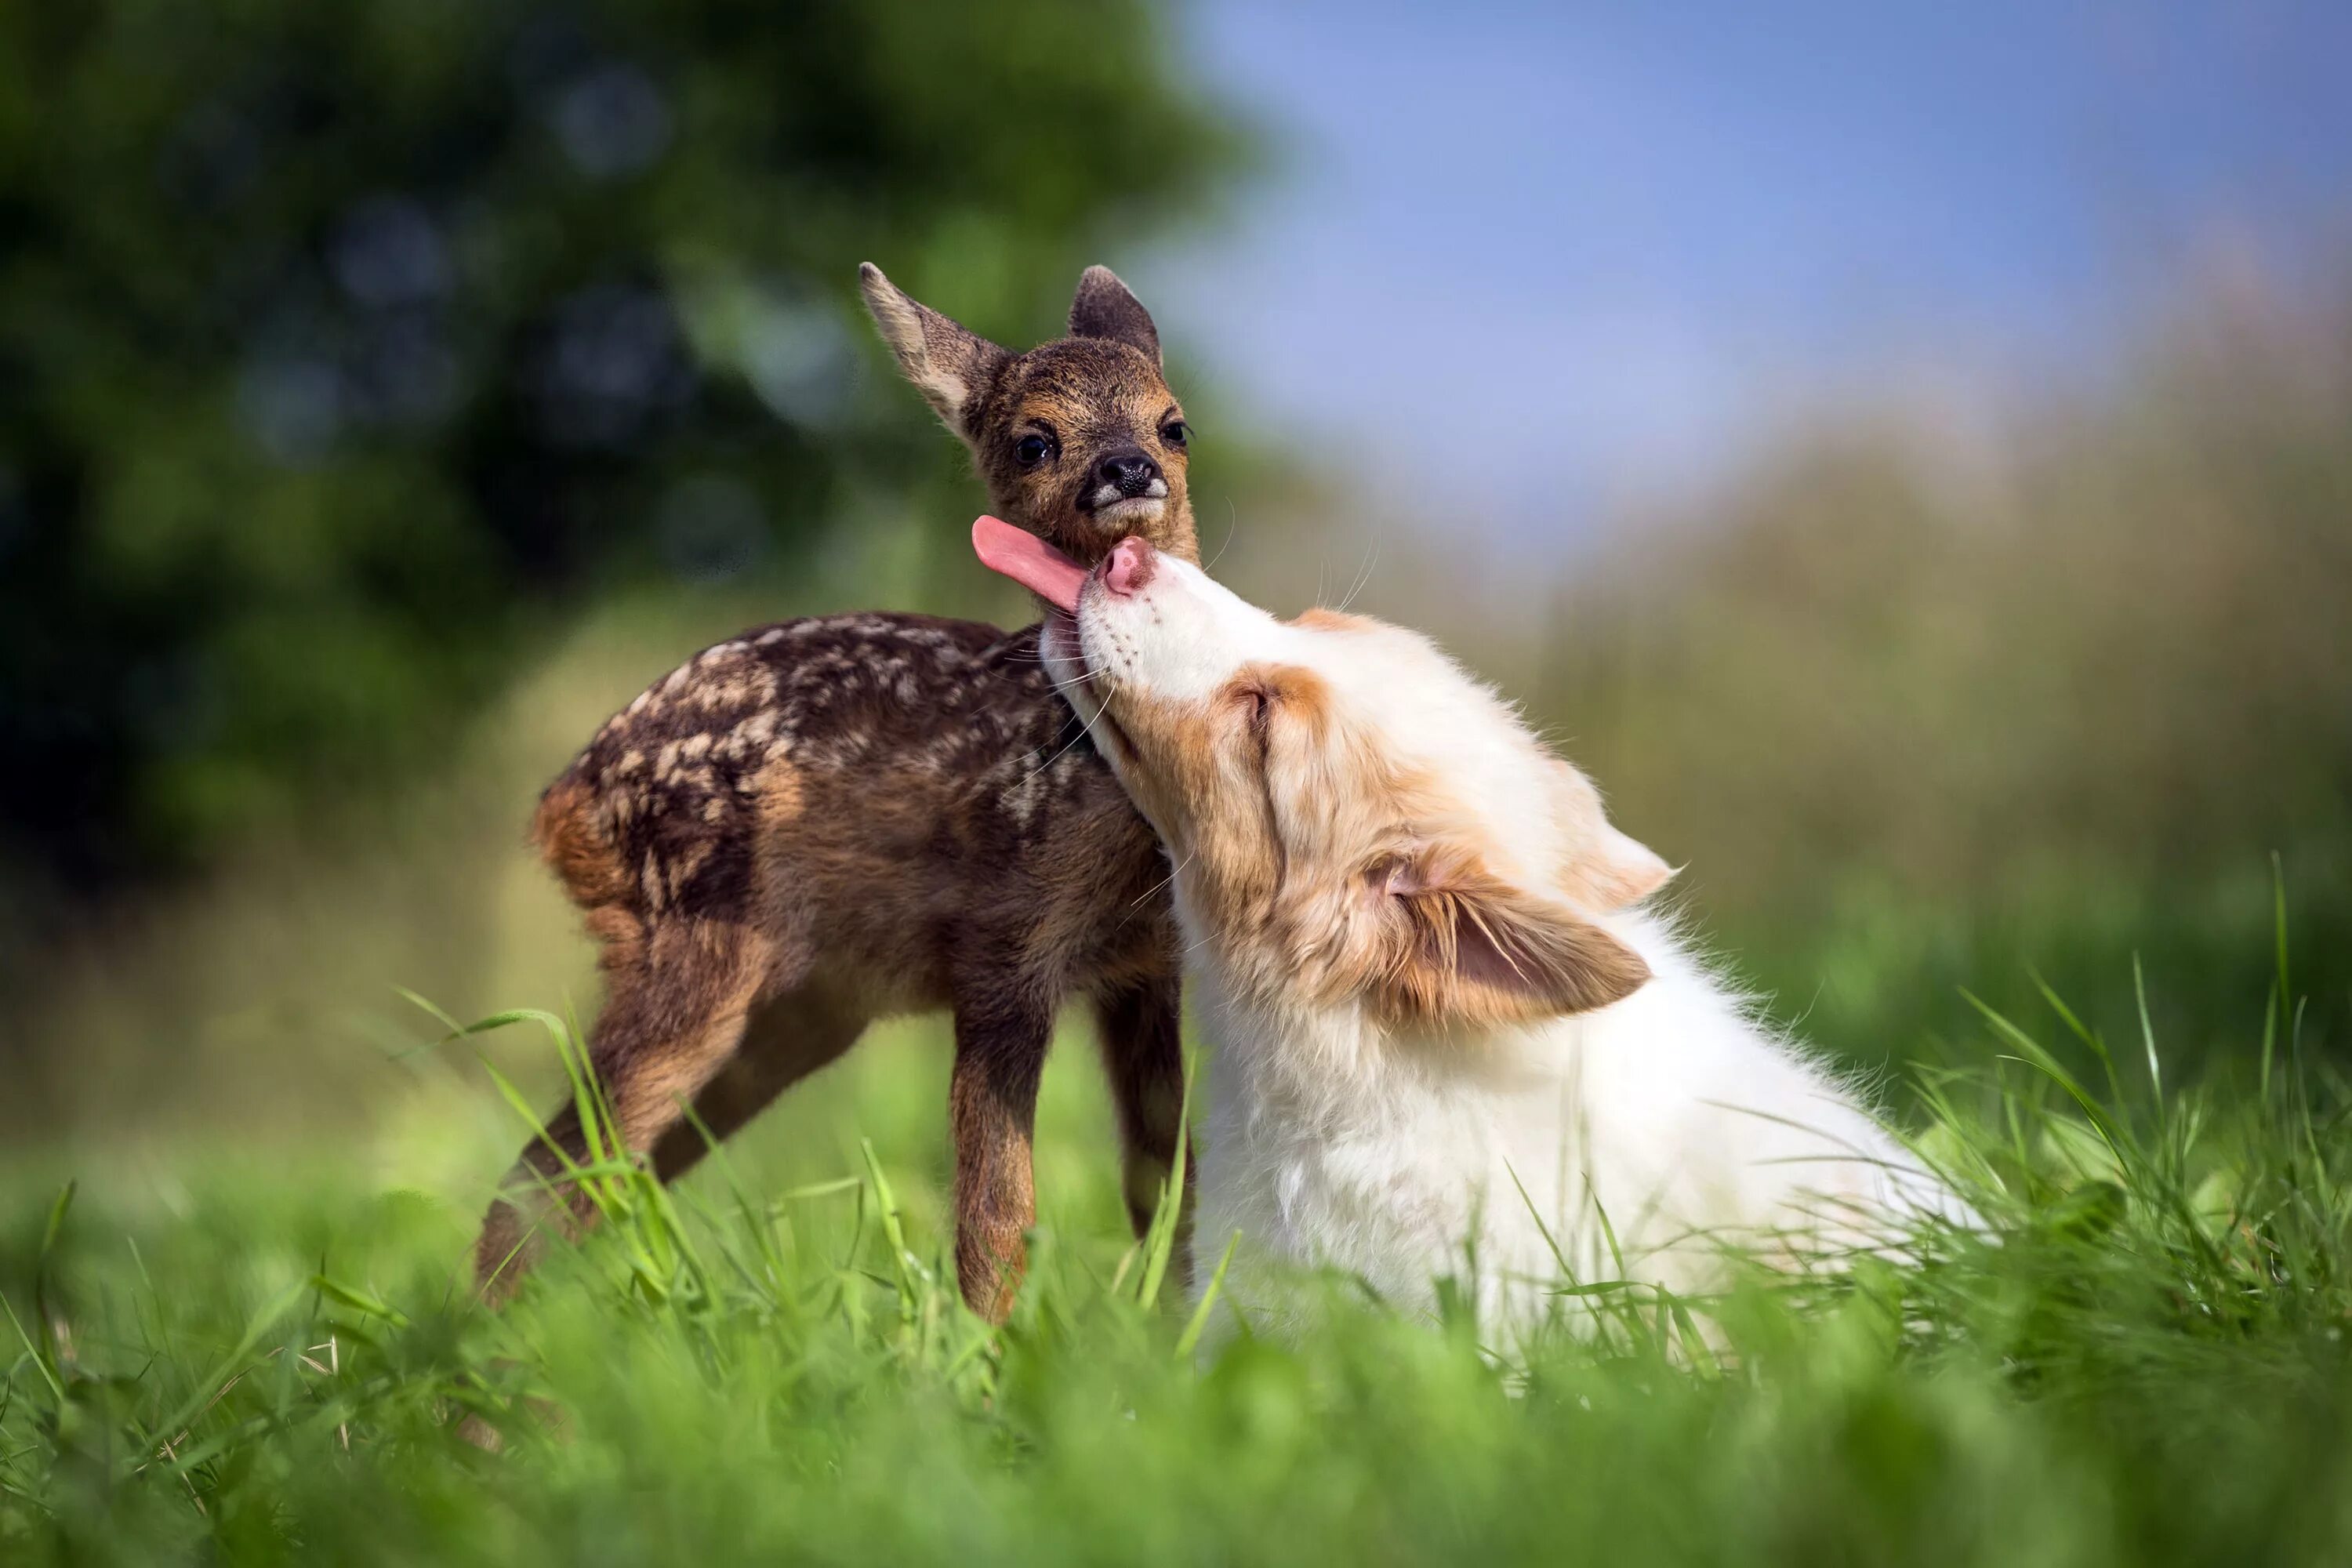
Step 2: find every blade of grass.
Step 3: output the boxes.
[860,1139,920,1315]
[2031,967,2126,1110]
[1174,1232,1240,1359]
[1134,1051,1197,1311]
[2133,954,2165,1140]
[0,1295,61,1404]
[1963,989,2136,1162]
[31,1181,73,1387]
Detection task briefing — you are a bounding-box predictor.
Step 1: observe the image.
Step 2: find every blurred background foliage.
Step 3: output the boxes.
[0,0,2346,1140]
[0,0,1240,905]
[1428,291,2352,1076]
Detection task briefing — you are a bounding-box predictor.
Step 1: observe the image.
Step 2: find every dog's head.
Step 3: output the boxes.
[862,263,1199,572]
[980,524,1672,1029]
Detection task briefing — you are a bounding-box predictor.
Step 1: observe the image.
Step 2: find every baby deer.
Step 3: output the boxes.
[474,265,1200,1319]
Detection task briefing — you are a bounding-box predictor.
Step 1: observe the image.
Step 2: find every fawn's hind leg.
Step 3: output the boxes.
[948,982,1057,1322]
[1093,975,1195,1290]
[650,982,867,1182]
[474,919,771,1303]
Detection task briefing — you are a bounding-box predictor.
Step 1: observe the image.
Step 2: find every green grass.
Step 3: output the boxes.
[5,908,2350,1567]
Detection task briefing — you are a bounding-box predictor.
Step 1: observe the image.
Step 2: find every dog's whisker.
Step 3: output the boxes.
[1335,530,1382,614]
[1000,666,1115,793]
[1130,848,1195,909]
[1203,496,1240,573]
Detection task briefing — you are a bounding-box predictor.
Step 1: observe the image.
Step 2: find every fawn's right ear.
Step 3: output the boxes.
[1068,265,1162,365]
[858,263,1010,435]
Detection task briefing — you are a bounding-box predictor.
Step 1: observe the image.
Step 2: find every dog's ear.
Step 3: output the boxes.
[1577,825,1675,910]
[1067,265,1161,365]
[1548,760,1675,911]
[1371,847,1651,1026]
[858,263,1010,435]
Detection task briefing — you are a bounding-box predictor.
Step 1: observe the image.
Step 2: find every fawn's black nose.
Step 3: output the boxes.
[1094,446,1162,499]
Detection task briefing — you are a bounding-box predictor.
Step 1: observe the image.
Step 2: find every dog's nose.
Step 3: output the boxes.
[1094,446,1162,499]
[1102,535,1154,597]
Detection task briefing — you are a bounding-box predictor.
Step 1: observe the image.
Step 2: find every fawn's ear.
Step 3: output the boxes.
[858,263,1010,434]
[1067,265,1161,365]
[1372,848,1652,1027]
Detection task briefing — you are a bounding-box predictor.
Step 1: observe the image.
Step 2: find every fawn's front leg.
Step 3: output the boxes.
[948,985,1054,1321]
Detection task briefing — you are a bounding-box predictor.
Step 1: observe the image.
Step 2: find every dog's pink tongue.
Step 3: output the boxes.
[972,514,1086,614]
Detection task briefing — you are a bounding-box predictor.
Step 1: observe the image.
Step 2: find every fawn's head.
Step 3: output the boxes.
[861,263,1200,571]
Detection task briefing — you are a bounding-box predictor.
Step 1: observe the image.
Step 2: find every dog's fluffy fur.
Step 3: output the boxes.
[1039,546,1969,1334]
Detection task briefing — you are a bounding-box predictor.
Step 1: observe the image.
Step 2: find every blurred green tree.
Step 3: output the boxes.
[0,0,1241,905]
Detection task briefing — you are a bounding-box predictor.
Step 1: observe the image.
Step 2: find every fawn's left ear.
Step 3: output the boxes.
[1372,848,1652,1027]
[1068,265,1161,365]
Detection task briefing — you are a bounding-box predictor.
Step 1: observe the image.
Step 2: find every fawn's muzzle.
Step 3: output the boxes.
[1091,446,1163,501]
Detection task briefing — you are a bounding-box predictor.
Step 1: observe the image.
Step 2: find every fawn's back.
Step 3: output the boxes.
[532,612,1174,1014]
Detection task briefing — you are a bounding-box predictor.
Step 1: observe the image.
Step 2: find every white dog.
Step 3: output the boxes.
[978,519,1967,1338]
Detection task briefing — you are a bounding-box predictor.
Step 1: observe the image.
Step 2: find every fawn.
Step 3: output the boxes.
[474,264,1200,1319]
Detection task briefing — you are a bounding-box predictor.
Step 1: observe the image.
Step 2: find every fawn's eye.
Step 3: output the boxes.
[1014,434,1053,467]
[1160,419,1189,450]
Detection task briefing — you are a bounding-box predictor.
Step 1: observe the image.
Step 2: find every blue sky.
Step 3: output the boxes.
[1132,1,2352,547]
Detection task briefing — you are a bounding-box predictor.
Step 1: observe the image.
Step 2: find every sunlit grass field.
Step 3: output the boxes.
[5,893,2350,1567]
[6,210,2344,1568]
